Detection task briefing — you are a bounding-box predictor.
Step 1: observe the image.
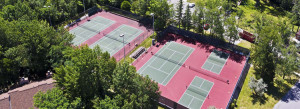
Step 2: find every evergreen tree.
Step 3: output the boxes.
[182,5,192,30]
[176,0,183,28]
[149,0,173,30]
[225,15,238,43]
[291,0,300,32]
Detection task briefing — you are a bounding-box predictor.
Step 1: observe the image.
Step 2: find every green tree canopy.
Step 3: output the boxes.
[182,5,192,30]
[121,1,131,11]
[34,88,82,109]
[149,0,173,30]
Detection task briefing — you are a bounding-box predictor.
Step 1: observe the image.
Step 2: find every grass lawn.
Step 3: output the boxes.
[235,0,291,33]
[237,40,252,49]
[119,36,153,63]
[235,66,299,109]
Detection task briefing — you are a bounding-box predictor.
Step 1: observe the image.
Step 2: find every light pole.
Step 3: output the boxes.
[120,34,125,62]
[43,5,52,26]
[150,13,155,36]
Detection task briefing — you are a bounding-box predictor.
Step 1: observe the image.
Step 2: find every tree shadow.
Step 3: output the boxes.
[267,80,292,100]
[229,53,245,63]
[159,33,197,45]
[251,94,268,105]
[280,81,300,102]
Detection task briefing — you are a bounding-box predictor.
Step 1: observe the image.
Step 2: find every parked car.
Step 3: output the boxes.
[189,3,195,8]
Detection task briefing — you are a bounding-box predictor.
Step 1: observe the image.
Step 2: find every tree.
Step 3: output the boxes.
[0,20,73,81]
[131,0,148,15]
[251,25,277,85]
[276,44,299,79]
[193,1,205,34]
[54,45,114,108]
[149,0,173,30]
[49,47,159,108]
[0,45,19,90]
[291,0,300,32]
[121,1,131,11]
[109,0,124,7]
[110,62,160,108]
[182,5,192,30]
[92,95,122,109]
[225,15,238,43]
[34,88,82,108]
[176,0,183,28]
[213,16,224,39]
[248,77,268,96]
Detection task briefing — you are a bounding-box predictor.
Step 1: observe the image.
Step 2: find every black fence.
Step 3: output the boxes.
[157,26,250,56]
[104,5,153,28]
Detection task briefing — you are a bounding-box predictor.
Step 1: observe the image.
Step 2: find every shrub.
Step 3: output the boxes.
[248,77,268,96]
[121,1,131,11]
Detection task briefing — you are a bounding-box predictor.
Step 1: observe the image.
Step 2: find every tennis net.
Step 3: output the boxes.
[208,56,225,65]
[78,24,100,33]
[188,85,208,97]
[189,66,228,83]
[153,54,184,66]
[104,33,129,44]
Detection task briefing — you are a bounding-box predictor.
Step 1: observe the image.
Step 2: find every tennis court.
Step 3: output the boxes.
[202,50,229,74]
[89,24,143,56]
[69,16,115,45]
[138,41,194,85]
[178,76,214,109]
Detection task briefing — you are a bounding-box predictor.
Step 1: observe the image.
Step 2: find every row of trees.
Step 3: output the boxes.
[251,12,299,85]
[0,1,161,108]
[175,0,239,43]
[0,18,73,89]
[34,46,160,108]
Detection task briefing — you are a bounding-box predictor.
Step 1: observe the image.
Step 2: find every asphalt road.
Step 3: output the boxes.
[273,80,300,109]
[168,0,195,14]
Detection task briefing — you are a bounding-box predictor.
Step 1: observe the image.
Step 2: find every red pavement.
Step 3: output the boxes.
[133,33,247,109]
[69,11,152,61]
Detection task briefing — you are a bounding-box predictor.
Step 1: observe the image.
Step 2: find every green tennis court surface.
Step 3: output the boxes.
[69,16,115,45]
[89,24,143,56]
[138,41,194,85]
[201,50,229,74]
[178,76,214,109]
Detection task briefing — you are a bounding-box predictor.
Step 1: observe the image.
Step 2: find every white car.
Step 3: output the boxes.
[189,3,195,8]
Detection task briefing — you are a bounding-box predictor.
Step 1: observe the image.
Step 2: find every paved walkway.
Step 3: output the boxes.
[274,79,300,109]
[168,0,195,14]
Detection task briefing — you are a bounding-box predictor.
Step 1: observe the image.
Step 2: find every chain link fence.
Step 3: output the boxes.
[157,26,250,56]
[113,30,152,61]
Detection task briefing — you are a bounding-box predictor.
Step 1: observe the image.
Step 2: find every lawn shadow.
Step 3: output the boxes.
[267,79,293,101]
[251,94,268,105]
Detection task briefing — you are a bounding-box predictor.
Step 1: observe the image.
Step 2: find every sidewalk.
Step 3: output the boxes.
[273,78,300,109]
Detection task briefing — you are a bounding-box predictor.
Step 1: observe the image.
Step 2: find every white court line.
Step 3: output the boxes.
[158,51,176,69]
[139,42,172,75]
[74,23,104,44]
[186,93,204,108]
[91,24,143,55]
[161,46,193,85]
[206,52,230,74]
[148,66,170,75]
[166,48,186,56]
[178,77,214,109]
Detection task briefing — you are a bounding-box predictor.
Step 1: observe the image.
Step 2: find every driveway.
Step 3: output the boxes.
[168,0,195,14]
[273,80,300,109]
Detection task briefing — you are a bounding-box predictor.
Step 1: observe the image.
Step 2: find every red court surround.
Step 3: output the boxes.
[69,11,152,61]
[133,33,247,109]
